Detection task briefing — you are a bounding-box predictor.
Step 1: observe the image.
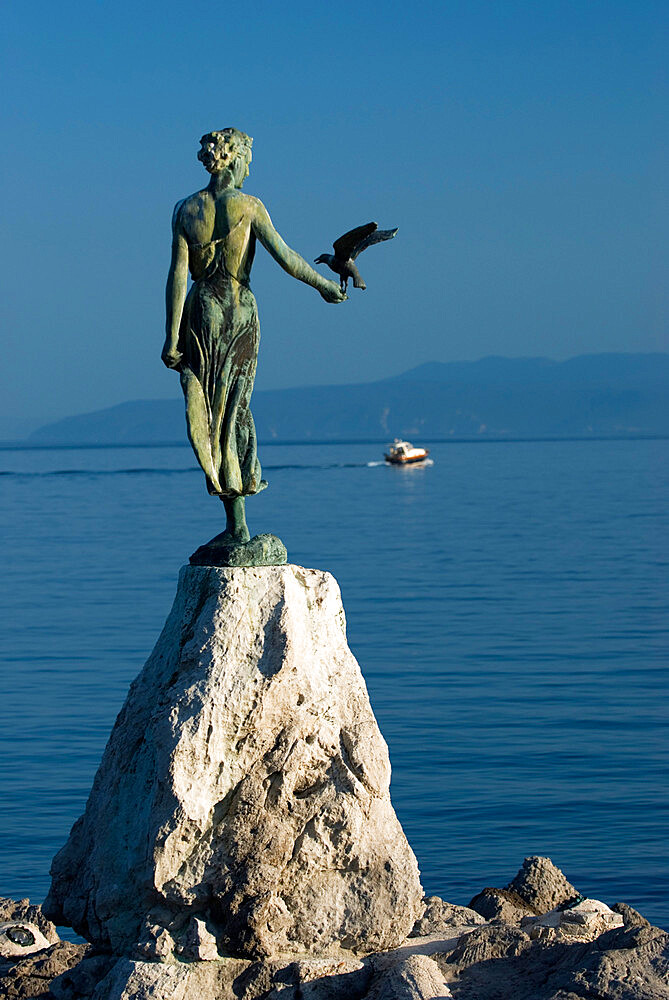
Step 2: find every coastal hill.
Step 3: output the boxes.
[28,353,669,444]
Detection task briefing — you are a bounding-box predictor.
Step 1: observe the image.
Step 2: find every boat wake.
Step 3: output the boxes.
[367,457,434,469]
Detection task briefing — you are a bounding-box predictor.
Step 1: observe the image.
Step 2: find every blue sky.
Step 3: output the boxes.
[2,0,666,435]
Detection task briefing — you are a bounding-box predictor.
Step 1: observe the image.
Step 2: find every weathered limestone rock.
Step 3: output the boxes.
[4,880,664,1000]
[0,941,87,999]
[50,953,117,1000]
[612,901,651,929]
[134,922,175,961]
[522,897,624,943]
[79,954,370,1000]
[410,896,485,936]
[91,959,190,1000]
[506,855,579,912]
[262,957,370,999]
[87,953,445,1000]
[445,923,531,968]
[468,887,537,923]
[468,857,581,925]
[435,860,669,998]
[45,565,423,959]
[180,915,220,961]
[365,954,451,999]
[435,895,669,1000]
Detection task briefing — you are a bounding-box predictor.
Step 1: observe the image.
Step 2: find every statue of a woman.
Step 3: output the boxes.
[163,128,345,550]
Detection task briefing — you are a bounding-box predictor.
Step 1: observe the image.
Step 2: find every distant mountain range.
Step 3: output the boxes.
[27,353,669,445]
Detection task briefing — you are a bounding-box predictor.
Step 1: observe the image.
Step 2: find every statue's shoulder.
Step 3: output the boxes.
[235,191,266,216]
[172,189,209,229]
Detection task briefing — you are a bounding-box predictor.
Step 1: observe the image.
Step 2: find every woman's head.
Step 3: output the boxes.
[198,129,253,187]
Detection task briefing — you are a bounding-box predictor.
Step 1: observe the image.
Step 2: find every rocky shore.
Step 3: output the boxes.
[3,565,667,998]
[2,855,668,999]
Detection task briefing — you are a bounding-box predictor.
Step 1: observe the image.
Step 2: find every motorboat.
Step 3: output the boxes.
[384,439,430,465]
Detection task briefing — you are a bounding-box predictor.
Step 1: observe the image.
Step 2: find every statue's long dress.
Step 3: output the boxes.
[178,230,267,498]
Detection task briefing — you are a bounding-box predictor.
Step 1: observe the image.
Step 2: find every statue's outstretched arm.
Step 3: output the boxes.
[252,201,346,303]
[163,206,189,368]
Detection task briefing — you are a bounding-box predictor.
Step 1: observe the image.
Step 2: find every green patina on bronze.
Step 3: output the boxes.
[189,531,288,569]
[163,129,346,565]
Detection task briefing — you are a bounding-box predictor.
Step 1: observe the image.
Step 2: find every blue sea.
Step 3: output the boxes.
[1,438,667,930]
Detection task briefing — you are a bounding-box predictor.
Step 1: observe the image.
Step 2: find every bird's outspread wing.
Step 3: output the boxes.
[333,222,377,261]
[351,227,398,260]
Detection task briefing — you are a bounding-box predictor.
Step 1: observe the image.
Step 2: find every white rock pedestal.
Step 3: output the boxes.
[45,565,423,960]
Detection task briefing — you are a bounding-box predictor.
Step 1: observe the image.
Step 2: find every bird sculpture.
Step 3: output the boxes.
[314,222,398,293]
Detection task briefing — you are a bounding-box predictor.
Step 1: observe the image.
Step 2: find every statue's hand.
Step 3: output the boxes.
[319,282,347,304]
[161,342,183,369]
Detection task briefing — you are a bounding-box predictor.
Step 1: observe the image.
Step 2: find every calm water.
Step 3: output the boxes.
[0,439,667,929]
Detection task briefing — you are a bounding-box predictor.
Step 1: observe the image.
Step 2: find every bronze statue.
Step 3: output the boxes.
[163,129,346,559]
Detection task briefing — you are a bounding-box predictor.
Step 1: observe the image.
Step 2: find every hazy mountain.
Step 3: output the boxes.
[27,353,669,445]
